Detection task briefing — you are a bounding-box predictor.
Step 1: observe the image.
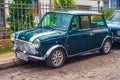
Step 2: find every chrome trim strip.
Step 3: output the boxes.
[114,37,120,39]
[68,48,100,57]
[28,55,45,60]
[45,45,68,58]
[78,28,90,31]
[15,39,34,46]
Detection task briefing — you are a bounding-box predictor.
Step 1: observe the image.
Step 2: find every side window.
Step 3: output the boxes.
[91,15,105,29]
[80,16,90,29]
[71,16,79,29]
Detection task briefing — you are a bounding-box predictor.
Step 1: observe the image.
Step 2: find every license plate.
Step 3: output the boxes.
[16,52,28,61]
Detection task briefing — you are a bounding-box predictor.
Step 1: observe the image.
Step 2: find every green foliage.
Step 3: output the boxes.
[103,8,115,20]
[14,0,32,3]
[0,50,13,54]
[53,0,75,10]
[7,0,35,35]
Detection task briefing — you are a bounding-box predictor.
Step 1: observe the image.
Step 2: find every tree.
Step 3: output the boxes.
[53,0,76,10]
[7,0,35,33]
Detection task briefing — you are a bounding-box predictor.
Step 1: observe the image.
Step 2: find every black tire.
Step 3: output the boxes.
[99,39,112,54]
[46,48,66,68]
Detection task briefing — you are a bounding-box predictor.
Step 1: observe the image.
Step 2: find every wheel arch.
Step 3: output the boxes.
[100,36,112,49]
[45,45,68,59]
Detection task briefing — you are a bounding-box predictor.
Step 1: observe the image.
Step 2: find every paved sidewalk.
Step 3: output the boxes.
[0,53,22,69]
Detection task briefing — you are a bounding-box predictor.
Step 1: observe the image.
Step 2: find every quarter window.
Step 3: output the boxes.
[91,15,105,29]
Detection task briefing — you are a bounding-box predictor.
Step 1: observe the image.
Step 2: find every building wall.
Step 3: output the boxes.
[4,0,10,28]
[103,0,118,8]
[75,0,103,7]
[39,0,51,3]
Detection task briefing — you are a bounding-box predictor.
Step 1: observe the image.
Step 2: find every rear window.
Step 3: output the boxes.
[91,15,105,29]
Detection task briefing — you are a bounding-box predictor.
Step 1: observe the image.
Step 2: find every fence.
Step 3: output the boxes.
[0,2,101,39]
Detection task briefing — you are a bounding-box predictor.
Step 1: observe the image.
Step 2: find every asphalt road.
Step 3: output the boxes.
[0,43,120,80]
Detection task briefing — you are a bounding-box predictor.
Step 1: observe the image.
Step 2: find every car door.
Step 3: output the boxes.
[66,15,95,56]
[90,15,109,49]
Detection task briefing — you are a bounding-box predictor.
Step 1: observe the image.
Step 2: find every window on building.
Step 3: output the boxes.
[0,0,4,26]
[31,0,38,16]
[31,0,38,5]
[110,0,117,8]
[104,1,109,8]
[118,0,120,8]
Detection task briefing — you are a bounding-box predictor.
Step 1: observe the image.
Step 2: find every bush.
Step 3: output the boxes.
[53,0,75,10]
[7,0,35,36]
[103,8,115,20]
[0,39,13,50]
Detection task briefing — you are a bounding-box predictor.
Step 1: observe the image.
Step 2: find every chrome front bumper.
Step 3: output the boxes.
[14,39,36,55]
[15,51,45,61]
[114,37,120,42]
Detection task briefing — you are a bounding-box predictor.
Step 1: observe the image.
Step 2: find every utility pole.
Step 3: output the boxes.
[50,0,52,11]
[98,0,100,11]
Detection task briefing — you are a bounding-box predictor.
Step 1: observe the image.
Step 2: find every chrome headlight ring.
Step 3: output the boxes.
[11,33,15,41]
[34,39,40,48]
[117,30,120,36]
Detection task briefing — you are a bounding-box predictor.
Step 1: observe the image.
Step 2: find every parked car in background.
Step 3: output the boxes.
[11,11,112,68]
[107,10,120,42]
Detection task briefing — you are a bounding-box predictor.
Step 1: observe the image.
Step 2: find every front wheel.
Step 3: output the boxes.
[46,48,65,68]
[99,39,112,54]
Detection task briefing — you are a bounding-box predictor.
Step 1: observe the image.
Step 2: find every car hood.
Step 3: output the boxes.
[107,20,120,30]
[16,28,66,42]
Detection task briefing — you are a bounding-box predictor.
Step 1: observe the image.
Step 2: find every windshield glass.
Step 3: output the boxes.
[38,13,72,30]
[108,11,120,21]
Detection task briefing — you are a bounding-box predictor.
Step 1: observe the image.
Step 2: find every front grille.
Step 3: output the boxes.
[15,39,36,54]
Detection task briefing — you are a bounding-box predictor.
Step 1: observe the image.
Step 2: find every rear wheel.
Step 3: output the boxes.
[99,39,111,54]
[46,48,65,68]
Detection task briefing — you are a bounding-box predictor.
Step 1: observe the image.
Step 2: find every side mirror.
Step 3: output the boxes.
[71,27,78,33]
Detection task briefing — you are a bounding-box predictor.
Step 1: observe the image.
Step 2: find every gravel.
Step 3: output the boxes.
[0,43,120,80]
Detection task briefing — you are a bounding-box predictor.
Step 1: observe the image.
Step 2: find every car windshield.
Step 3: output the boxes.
[108,11,120,21]
[38,12,72,30]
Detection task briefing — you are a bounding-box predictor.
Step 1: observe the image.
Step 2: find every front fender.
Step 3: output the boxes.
[44,45,68,58]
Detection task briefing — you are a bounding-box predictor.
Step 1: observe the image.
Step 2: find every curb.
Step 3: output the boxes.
[0,58,24,70]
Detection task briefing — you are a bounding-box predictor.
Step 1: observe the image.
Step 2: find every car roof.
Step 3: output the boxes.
[49,10,102,15]
[114,10,120,12]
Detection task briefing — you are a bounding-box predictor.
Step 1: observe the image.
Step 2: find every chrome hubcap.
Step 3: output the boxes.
[104,41,111,53]
[51,50,63,66]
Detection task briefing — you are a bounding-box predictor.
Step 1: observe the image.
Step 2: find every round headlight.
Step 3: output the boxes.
[117,30,120,36]
[34,39,40,48]
[11,33,15,41]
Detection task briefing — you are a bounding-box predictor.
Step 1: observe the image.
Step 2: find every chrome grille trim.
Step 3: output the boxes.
[14,39,36,54]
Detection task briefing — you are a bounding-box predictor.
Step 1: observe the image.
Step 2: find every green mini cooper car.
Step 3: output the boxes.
[11,11,112,68]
